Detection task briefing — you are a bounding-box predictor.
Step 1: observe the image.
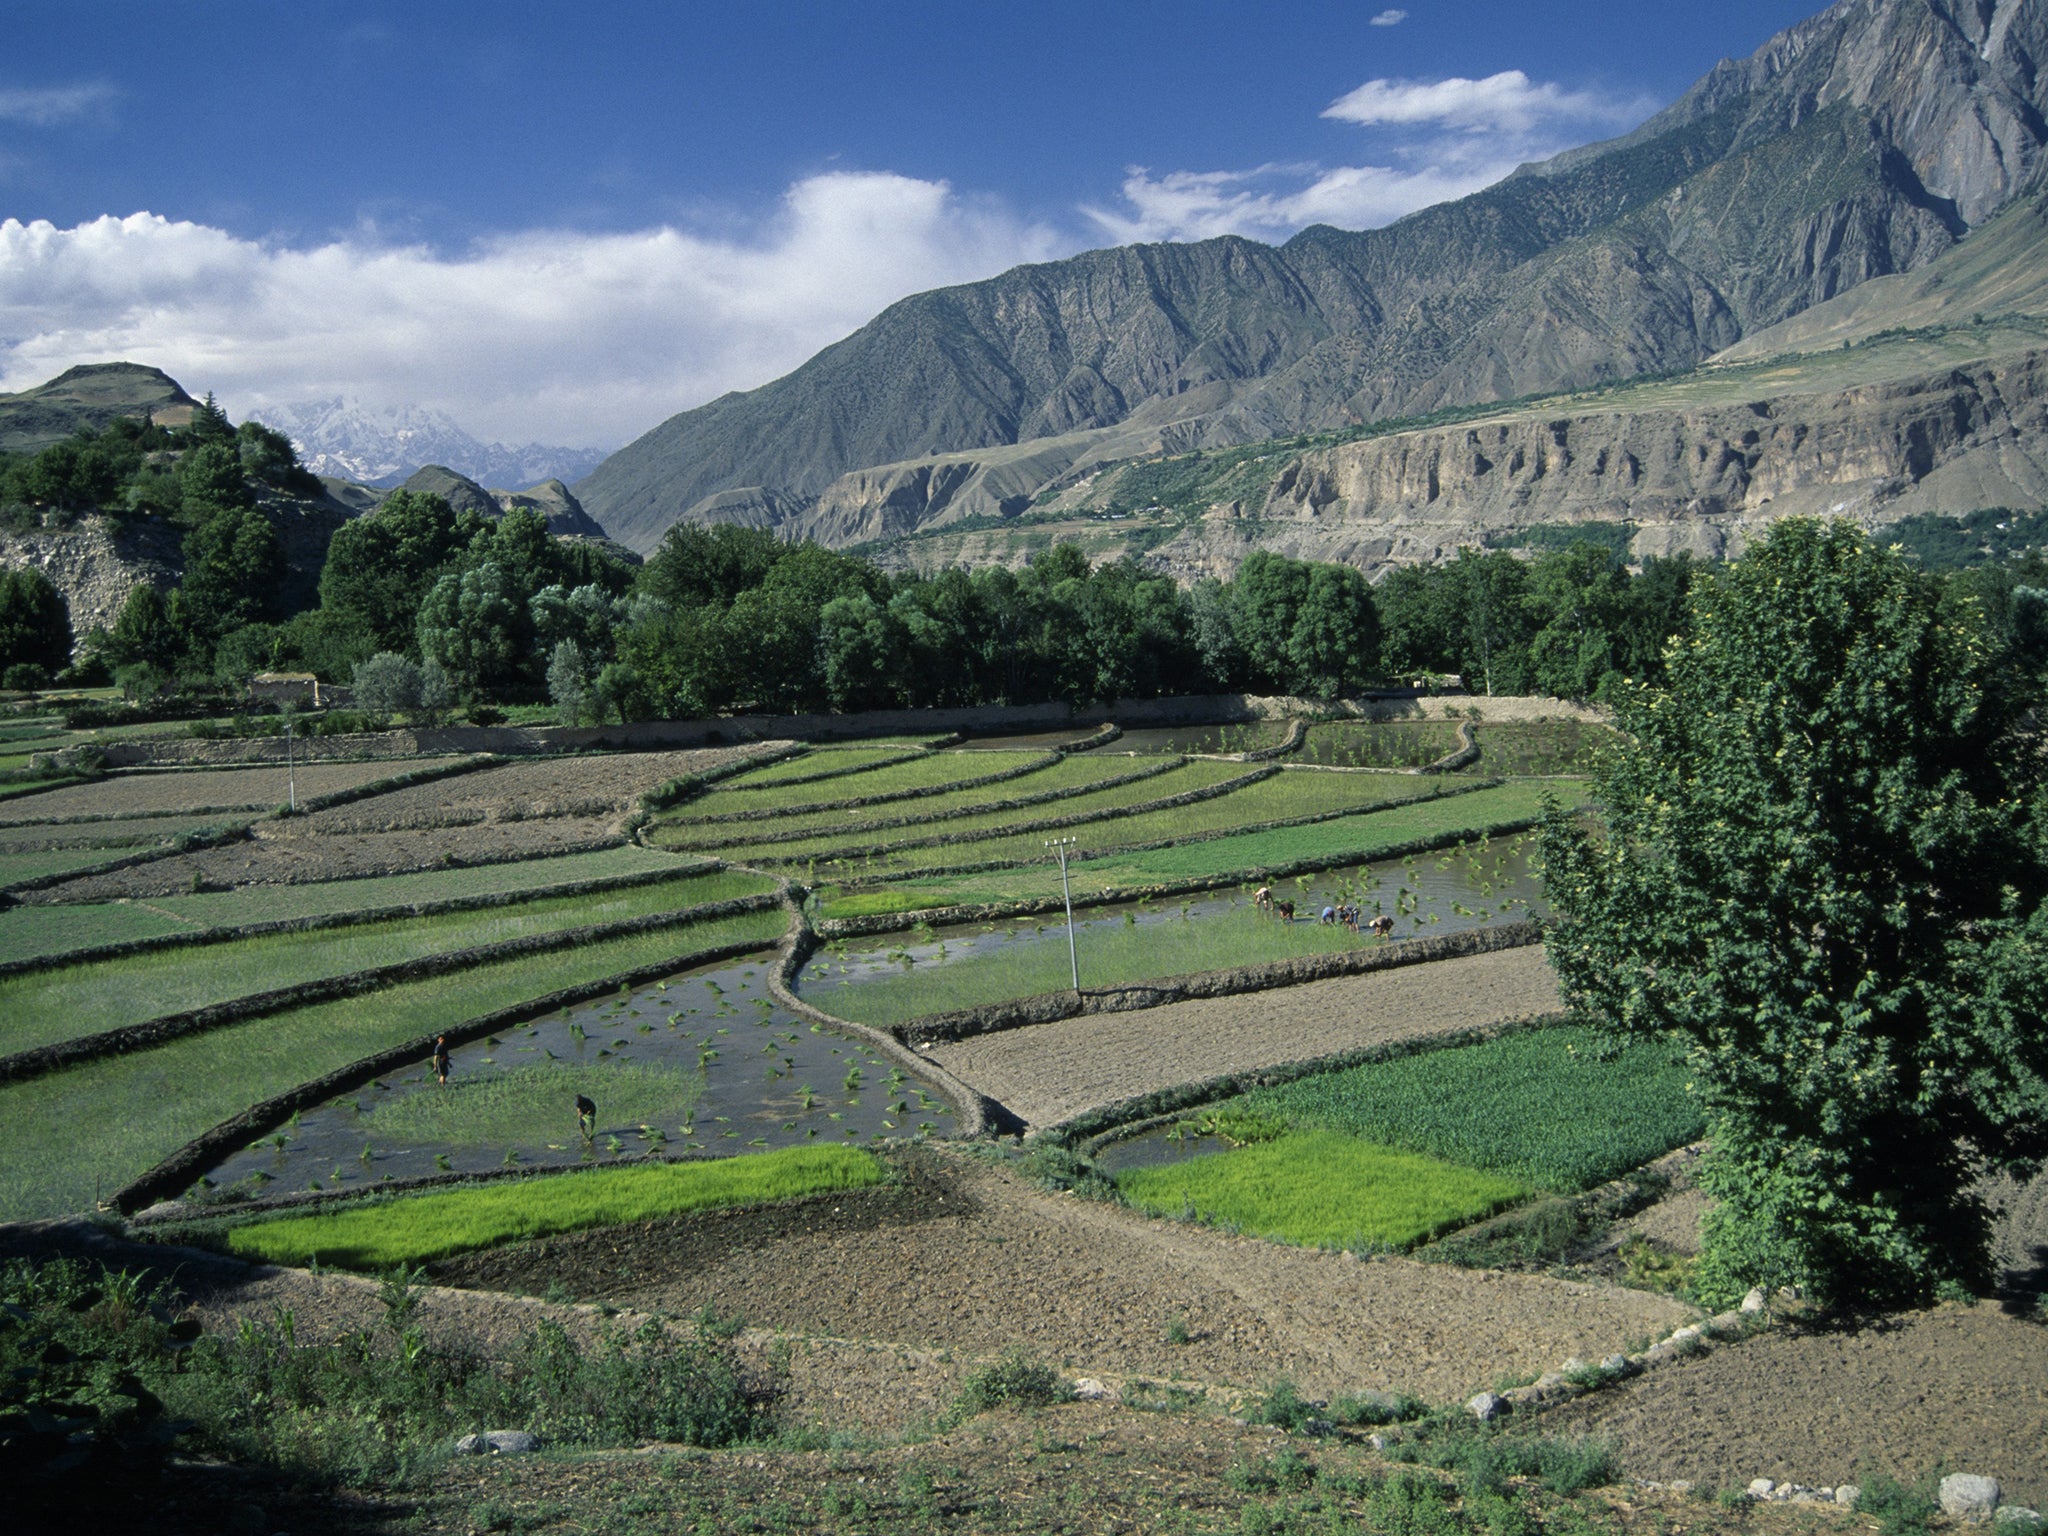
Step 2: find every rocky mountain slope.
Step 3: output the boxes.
[576,0,2048,554]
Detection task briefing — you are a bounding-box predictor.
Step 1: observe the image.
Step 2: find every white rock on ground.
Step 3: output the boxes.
[455,1430,542,1456]
[1941,1475,2002,1521]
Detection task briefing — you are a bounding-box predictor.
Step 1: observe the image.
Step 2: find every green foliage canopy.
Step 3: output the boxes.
[1542,519,2048,1306]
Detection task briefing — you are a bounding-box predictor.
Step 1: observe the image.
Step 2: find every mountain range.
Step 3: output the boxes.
[253,398,607,492]
[573,0,2048,560]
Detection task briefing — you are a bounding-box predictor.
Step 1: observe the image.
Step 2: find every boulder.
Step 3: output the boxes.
[1600,1354,1633,1375]
[1993,1507,2043,1530]
[1740,1287,1768,1314]
[1748,1479,1777,1498]
[1941,1475,2002,1522]
[1071,1377,1114,1401]
[1836,1486,1863,1509]
[1467,1391,1508,1422]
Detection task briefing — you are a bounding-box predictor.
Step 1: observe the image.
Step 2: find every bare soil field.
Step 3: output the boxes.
[0,758,469,822]
[425,1150,1692,1407]
[21,747,776,899]
[926,945,1564,1129]
[1546,1305,2048,1506]
[304,747,778,832]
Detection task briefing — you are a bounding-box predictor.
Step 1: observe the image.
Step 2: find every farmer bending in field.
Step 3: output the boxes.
[432,1035,452,1085]
[575,1094,597,1140]
[1253,886,1272,910]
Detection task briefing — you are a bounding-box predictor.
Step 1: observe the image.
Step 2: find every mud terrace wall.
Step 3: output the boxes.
[767,892,992,1139]
[891,920,1544,1046]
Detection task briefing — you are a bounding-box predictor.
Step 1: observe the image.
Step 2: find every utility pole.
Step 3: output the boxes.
[285,714,297,813]
[1046,836,1080,994]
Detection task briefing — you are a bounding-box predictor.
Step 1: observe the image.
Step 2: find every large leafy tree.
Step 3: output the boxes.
[0,567,71,677]
[1543,519,2048,1306]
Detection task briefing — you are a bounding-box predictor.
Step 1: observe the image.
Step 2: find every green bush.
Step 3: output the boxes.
[949,1351,1067,1419]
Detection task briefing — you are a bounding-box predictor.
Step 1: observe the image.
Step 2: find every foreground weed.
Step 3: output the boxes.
[1859,1474,1941,1536]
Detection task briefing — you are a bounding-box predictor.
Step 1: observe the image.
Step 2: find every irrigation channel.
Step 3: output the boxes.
[199,953,950,1197]
[799,833,1544,1004]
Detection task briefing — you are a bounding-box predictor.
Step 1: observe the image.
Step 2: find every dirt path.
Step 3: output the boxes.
[927,946,1562,1129]
[434,1148,1689,1409]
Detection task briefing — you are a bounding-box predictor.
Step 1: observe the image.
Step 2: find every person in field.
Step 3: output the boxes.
[432,1035,452,1085]
[575,1094,597,1140]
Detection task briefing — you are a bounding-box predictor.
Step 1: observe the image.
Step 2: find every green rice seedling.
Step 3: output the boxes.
[0,907,788,1221]
[147,845,698,931]
[0,869,778,1055]
[1226,1024,1702,1192]
[1118,1131,1525,1250]
[818,781,1585,915]
[665,751,1051,824]
[367,1062,703,1148]
[221,1145,889,1268]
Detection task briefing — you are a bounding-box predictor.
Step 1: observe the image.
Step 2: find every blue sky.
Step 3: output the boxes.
[0,0,1826,447]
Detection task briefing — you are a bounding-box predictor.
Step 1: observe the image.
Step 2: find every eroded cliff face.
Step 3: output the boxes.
[1139,349,2048,579]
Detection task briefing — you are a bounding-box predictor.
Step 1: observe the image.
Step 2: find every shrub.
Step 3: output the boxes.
[949,1351,1067,1419]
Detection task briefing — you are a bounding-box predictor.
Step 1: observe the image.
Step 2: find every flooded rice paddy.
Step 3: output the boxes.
[801,835,1542,1000]
[201,954,950,1200]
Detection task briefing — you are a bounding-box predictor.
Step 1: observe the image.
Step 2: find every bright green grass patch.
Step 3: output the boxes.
[221,1145,887,1269]
[0,843,162,886]
[664,753,1162,840]
[817,780,1583,914]
[364,1062,706,1147]
[721,760,1250,865]
[821,906,1406,1027]
[0,906,791,1221]
[678,750,1050,816]
[1221,1024,1703,1192]
[1117,1130,1525,1250]
[0,868,778,1056]
[720,747,918,786]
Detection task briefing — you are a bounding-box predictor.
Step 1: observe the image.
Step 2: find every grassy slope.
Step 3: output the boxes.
[0,845,699,965]
[0,907,791,1221]
[0,868,778,1056]
[1117,1130,1525,1250]
[221,1145,888,1268]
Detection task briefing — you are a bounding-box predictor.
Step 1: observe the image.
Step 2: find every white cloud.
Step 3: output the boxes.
[1323,69,1633,135]
[0,82,116,127]
[1088,69,1652,243]
[1084,159,1523,245]
[0,173,1065,447]
[1369,9,1408,25]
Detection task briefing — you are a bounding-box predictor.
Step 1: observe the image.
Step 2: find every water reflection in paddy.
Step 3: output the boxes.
[201,954,947,1200]
[806,835,1543,995]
